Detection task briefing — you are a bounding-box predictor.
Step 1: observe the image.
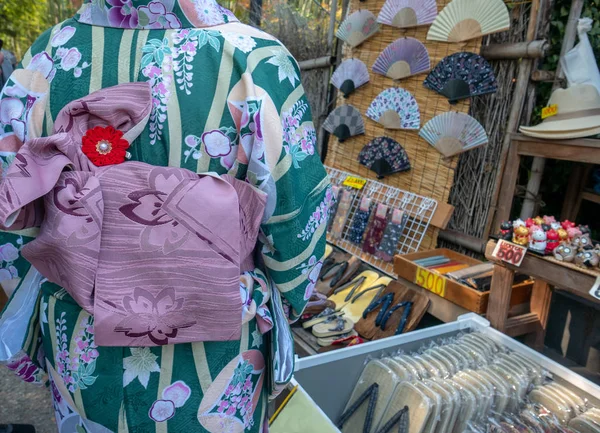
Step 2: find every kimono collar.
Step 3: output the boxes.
[76,0,239,30]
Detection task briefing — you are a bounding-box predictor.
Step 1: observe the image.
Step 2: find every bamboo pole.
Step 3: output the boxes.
[481,40,548,60]
[298,56,334,71]
[519,0,584,220]
[327,0,339,49]
[486,0,542,237]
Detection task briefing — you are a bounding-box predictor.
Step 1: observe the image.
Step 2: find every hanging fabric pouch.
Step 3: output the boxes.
[330,189,354,239]
[363,203,389,255]
[348,197,373,245]
[376,209,409,262]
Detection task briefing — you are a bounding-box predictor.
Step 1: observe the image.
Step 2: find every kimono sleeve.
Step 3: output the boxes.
[247,46,332,322]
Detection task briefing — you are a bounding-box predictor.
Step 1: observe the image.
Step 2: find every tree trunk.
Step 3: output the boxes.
[250,0,263,27]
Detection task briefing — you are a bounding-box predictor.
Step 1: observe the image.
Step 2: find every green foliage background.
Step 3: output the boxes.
[0,0,77,59]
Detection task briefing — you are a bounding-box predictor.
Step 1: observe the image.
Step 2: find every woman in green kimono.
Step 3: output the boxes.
[0,1,330,432]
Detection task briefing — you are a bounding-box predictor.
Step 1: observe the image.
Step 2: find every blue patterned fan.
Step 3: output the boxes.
[358,136,411,179]
[424,52,497,104]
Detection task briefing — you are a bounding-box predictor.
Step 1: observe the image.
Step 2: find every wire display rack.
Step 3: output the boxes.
[326,166,438,275]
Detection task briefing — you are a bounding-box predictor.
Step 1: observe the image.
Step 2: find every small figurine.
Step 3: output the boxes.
[575,250,600,268]
[579,225,591,235]
[513,219,526,229]
[543,215,557,226]
[525,218,535,228]
[567,227,582,241]
[562,220,576,230]
[546,230,560,254]
[500,221,513,241]
[572,233,593,250]
[534,216,544,226]
[541,224,551,232]
[557,228,569,243]
[554,244,576,262]
[513,226,529,246]
[551,221,562,231]
[529,230,547,253]
[529,224,542,234]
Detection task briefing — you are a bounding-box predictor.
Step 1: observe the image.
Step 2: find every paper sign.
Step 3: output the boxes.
[590,277,600,301]
[342,176,367,190]
[415,267,447,297]
[492,240,527,267]
[541,104,558,119]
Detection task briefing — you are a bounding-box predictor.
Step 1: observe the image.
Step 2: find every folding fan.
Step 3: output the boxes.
[377,0,438,29]
[373,37,430,80]
[336,10,380,48]
[331,59,370,98]
[322,105,365,141]
[419,112,488,158]
[423,52,497,103]
[366,88,420,130]
[358,136,411,179]
[427,0,510,43]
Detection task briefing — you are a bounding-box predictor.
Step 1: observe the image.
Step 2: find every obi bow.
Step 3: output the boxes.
[0,82,266,347]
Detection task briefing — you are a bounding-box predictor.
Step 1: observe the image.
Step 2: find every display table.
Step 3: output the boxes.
[485,239,600,349]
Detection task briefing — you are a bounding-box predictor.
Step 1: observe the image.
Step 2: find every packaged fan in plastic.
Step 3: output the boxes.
[336,10,380,48]
[358,136,411,179]
[331,59,370,98]
[377,0,438,29]
[424,52,497,103]
[419,112,488,158]
[366,88,420,130]
[373,37,431,80]
[427,0,510,43]
[322,105,365,141]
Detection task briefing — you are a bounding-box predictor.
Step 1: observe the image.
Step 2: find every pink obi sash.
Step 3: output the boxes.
[0,82,266,347]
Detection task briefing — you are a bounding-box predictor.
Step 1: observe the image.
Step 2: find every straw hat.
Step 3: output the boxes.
[520,84,600,139]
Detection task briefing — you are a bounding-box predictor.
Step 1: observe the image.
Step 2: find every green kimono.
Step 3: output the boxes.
[0,1,330,432]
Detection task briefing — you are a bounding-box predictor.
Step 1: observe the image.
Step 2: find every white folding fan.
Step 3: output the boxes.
[366,88,420,130]
[336,10,380,48]
[372,37,430,80]
[331,59,370,98]
[419,112,488,157]
[322,105,365,141]
[426,0,510,43]
[377,0,438,29]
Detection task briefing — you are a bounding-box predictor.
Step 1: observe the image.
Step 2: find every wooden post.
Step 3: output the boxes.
[487,265,515,332]
[486,0,541,236]
[519,0,584,219]
[525,279,553,350]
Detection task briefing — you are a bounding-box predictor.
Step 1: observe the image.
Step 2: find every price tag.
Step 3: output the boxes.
[415,267,447,297]
[541,104,558,119]
[342,176,367,190]
[492,239,527,267]
[590,277,600,301]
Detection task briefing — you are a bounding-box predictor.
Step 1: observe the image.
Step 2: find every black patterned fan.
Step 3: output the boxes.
[358,136,411,179]
[424,52,497,104]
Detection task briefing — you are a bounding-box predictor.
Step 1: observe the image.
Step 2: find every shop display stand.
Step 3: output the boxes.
[487,133,600,350]
[327,167,438,275]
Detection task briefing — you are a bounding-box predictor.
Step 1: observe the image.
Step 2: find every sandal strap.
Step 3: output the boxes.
[337,383,379,433]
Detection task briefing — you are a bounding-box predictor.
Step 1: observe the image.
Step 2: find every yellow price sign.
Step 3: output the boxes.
[342,176,367,190]
[414,267,447,298]
[541,104,558,119]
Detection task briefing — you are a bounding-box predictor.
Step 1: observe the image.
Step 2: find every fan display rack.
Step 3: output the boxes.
[326,0,483,252]
[327,166,438,275]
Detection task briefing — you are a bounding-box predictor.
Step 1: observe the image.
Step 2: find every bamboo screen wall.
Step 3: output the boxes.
[325,0,482,251]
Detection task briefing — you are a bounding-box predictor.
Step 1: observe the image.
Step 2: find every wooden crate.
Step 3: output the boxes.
[394,249,532,314]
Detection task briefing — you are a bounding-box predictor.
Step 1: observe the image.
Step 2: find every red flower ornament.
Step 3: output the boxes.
[82,126,129,167]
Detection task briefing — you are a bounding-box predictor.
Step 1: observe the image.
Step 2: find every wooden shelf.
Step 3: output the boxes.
[485,240,599,305]
[581,189,600,205]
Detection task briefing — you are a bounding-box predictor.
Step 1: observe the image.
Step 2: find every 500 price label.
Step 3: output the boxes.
[492,240,526,267]
[415,268,446,298]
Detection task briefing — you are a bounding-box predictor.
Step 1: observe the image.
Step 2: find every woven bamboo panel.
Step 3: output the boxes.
[325,0,482,250]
